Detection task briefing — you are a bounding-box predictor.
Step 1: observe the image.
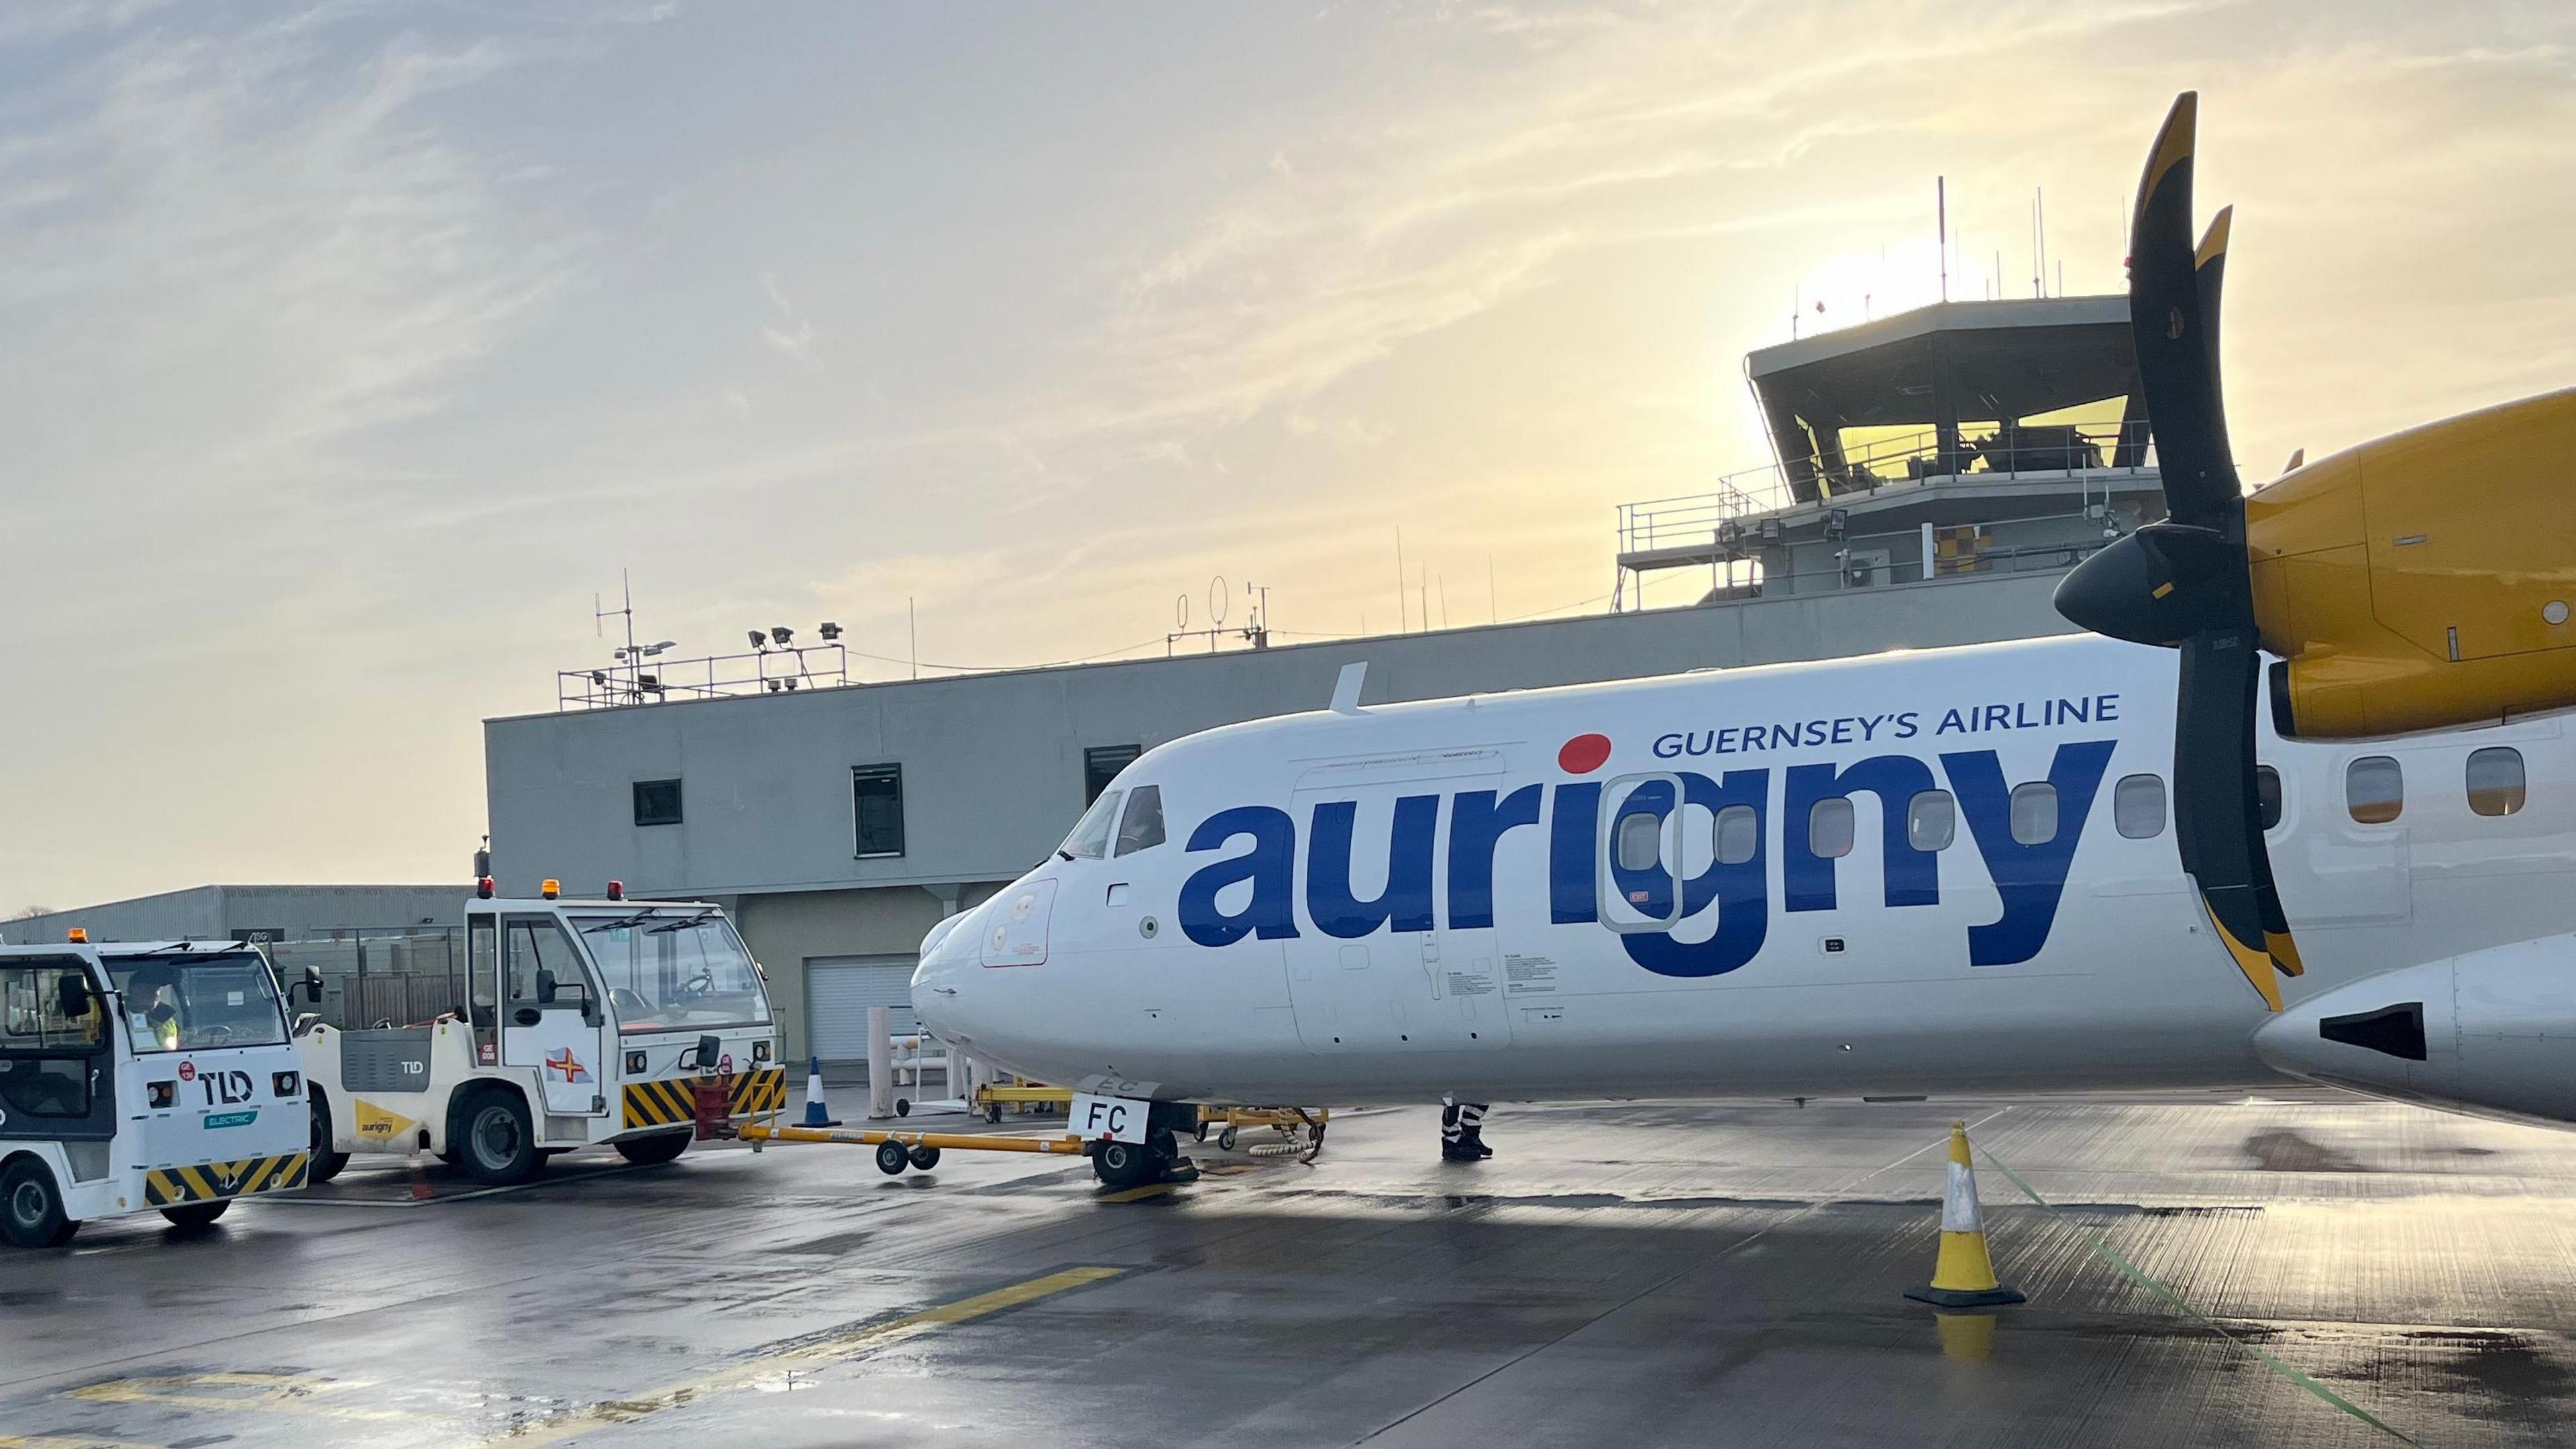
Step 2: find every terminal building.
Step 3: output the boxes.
[485,294,2170,1067]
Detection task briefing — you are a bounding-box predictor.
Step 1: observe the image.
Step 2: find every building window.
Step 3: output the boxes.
[2346,755,2403,825]
[633,779,683,828]
[1085,745,1142,804]
[2008,782,2059,845]
[1906,790,1955,851]
[853,764,906,857]
[2467,747,2526,817]
[2112,774,2167,839]
[2256,765,2284,831]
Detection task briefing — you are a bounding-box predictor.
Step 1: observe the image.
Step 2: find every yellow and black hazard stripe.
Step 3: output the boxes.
[731,1063,788,1118]
[144,1150,311,1206]
[621,1065,790,1130]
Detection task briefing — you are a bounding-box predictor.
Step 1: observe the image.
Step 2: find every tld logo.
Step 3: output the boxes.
[1175,739,2116,974]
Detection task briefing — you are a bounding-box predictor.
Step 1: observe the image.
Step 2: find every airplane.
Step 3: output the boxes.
[912,94,2576,1188]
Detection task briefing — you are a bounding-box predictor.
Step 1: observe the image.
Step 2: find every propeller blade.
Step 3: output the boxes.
[2173,629,2282,1009]
[2128,94,2244,532]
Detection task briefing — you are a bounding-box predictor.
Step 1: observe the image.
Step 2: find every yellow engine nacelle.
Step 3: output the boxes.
[2249,387,2576,738]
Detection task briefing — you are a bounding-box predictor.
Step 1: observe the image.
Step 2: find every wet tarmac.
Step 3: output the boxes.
[5,1091,2574,1447]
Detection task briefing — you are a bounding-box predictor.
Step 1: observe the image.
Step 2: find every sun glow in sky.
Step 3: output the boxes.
[4,1,2575,908]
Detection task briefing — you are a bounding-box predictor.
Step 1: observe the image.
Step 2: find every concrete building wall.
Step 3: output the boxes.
[3,885,474,947]
[485,576,2080,1062]
[731,882,1006,1063]
[486,573,2076,901]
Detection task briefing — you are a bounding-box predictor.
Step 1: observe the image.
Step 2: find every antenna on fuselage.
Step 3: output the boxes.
[1330,661,1368,715]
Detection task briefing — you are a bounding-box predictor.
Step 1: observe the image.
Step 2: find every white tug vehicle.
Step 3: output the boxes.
[2,935,315,1247]
[297,882,786,1185]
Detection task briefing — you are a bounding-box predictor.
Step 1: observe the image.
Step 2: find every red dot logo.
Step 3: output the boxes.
[1558,733,1612,774]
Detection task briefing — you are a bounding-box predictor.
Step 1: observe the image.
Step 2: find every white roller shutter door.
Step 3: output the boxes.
[806,954,920,1061]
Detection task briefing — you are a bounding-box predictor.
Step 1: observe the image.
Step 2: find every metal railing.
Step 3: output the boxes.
[559,643,851,710]
[1619,420,2154,561]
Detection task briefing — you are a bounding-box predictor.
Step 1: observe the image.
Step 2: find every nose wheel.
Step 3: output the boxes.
[1090,1127,1197,1190]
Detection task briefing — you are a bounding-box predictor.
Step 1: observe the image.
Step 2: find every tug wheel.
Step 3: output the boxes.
[453,1087,538,1185]
[160,1201,231,1231]
[308,1093,350,1185]
[0,1159,78,1249]
[875,1140,910,1175]
[908,1144,942,1171]
[614,1131,691,1166]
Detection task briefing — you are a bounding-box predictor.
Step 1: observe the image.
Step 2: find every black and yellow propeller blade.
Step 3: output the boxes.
[2053,92,2303,1009]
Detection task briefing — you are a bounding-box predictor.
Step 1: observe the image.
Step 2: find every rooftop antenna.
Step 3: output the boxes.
[908,596,918,680]
[1937,176,1948,303]
[1394,527,1407,633]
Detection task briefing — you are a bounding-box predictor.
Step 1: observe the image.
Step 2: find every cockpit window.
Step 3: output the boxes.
[1061,788,1122,860]
[1115,786,1166,856]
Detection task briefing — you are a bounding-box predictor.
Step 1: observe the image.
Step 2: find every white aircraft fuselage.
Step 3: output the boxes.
[914,635,2576,1117]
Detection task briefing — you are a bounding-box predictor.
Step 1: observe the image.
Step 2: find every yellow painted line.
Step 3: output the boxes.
[66,1372,434,1425]
[0,1436,168,1449]
[492,1266,1126,1444]
[1097,1183,1177,1203]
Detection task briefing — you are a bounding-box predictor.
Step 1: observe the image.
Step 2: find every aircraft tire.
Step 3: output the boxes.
[1092,1139,1158,1189]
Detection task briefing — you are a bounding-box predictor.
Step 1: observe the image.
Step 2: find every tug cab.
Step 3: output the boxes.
[1,937,315,1248]
[296,885,785,1185]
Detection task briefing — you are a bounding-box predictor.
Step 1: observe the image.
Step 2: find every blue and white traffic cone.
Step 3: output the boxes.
[799,1056,840,1128]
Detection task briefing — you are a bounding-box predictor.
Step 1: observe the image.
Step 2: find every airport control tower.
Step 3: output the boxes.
[1614,295,2171,607]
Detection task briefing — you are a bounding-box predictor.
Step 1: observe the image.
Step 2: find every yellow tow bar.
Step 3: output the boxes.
[735,1120,1091,1173]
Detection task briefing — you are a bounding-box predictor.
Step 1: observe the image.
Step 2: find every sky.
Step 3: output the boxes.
[3,1,2572,911]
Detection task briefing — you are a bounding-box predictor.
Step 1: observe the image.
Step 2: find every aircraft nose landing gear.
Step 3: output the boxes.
[1089,1105,1201,1190]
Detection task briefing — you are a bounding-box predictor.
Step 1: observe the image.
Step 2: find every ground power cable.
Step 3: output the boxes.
[1972,1142,2423,1446]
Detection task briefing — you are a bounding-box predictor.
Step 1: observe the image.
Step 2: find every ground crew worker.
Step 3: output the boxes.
[1440,1095,1491,1161]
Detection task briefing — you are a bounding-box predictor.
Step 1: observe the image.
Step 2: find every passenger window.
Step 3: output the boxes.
[1114,785,1166,855]
[1906,790,1955,851]
[1615,810,1664,871]
[2256,765,2283,831]
[2346,755,2403,824]
[1807,797,1856,859]
[1713,804,1759,865]
[2467,747,2525,817]
[2009,782,2059,845]
[2113,774,2167,839]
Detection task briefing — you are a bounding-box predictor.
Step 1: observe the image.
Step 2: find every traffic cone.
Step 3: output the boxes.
[798,1056,840,1128]
[1904,1120,2025,1309]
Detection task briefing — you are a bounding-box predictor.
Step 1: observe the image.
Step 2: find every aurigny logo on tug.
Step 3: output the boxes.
[1176,695,2123,975]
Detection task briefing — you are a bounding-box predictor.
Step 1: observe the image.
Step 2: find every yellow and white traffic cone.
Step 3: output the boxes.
[1904,1120,2025,1309]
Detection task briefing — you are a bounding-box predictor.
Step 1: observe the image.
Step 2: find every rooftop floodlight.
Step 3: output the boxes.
[590,670,607,686]
[770,626,794,647]
[1827,508,1849,540]
[644,640,676,655]
[784,678,800,691]
[818,621,843,641]
[747,629,767,651]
